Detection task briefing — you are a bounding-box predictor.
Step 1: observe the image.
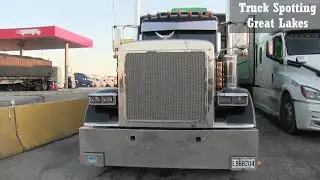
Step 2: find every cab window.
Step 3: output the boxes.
[274,36,283,58]
[266,35,284,62]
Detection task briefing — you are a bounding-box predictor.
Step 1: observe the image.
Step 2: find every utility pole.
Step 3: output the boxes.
[134,0,141,26]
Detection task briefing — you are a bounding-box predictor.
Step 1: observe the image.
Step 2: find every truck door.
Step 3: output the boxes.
[257,34,283,89]
[266,34,285,114]
[253,41,274,113]
[255,33,284,115]
[271,35,283,90]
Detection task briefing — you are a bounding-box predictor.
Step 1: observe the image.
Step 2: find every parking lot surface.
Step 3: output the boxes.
[0,110,319,180]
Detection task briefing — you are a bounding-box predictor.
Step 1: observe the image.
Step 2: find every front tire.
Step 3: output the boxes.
[280,93,298,135]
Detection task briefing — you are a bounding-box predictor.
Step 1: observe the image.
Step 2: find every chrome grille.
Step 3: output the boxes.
[124,51,207,121]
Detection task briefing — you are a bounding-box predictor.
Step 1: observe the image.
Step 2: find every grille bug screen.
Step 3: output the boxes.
[124,51,207,121]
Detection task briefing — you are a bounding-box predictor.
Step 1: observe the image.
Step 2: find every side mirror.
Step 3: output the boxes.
[239,48,248,57]
[241,32,249,48]
[233,47,248,57]
[113,28,121,52]
[232,30,249,57]
[233,27,249,49]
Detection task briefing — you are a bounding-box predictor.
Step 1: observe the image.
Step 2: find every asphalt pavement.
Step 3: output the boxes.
[0,110,320,180]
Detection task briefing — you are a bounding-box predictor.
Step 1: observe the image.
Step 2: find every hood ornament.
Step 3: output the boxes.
[155,31,175,40]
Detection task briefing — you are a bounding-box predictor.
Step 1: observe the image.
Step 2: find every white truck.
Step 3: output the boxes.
[237,15,320,134]
[79,7,260,170]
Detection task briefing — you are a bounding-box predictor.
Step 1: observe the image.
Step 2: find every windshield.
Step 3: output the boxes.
[142,30,216,47]
[285,32,320,55]
[85,74,95,80]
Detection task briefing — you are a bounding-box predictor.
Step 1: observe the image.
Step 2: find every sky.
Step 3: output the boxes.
[0,0,226,76]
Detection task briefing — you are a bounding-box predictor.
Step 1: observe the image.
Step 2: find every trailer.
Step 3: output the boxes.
[79,6,260,171]
[235,14,320,134]
[0,53,53,91]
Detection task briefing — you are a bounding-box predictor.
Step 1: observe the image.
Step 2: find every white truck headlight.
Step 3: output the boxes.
[300,85,320,101]
[217,93,248,106]
[89,95,116,105]
[89,96,101,103]
[101,96,114,103]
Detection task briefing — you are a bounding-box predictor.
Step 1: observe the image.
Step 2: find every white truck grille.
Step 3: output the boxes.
[124,51,207,121]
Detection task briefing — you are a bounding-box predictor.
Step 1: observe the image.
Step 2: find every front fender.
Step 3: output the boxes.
[279,75,306,102]
[280,85,294,101]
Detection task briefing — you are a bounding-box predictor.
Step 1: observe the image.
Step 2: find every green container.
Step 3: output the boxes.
[171,7,207,12]
[0,66,53,78]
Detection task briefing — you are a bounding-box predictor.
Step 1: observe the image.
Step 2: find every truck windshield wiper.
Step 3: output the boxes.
[286,60,304,68]
[287,59,320,77]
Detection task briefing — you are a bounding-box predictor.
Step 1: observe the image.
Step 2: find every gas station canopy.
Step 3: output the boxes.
[0,26,93,51]
[0,25,93,89]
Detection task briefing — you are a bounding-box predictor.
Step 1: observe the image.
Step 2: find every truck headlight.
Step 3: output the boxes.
[89,96,101,103]
[89,95,116,105]
[217,93,248,106]
[300,85,320,101]
[101,96,114,104]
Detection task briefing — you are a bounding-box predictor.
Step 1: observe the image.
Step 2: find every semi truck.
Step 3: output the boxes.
[0,53,53,91]
[237,15,320,134]
[79,6,260,171]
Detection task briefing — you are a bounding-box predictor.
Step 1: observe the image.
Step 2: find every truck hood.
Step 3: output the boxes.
[288,54,320,72]
[283,68,320,91]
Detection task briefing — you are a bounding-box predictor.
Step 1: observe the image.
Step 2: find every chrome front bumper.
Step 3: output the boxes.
[79,126,259,170]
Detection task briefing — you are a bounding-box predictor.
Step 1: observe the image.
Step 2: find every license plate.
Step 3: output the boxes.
[87,155,97,164]
[231,157,256,170]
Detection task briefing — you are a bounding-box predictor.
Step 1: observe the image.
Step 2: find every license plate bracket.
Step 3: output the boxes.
[231,157,256,170]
